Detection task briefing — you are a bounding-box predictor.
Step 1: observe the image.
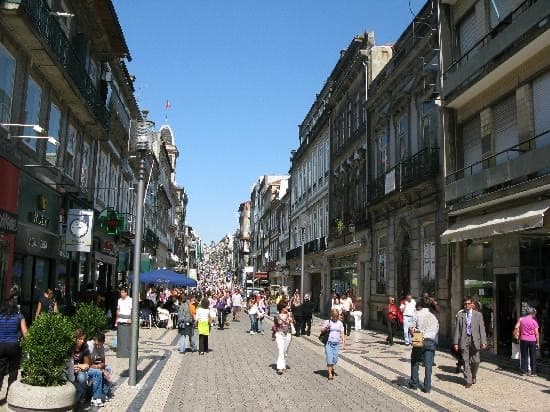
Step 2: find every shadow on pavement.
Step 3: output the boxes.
[313,369,330,378]
[434,373,464,385]
[268,363,277,370]
[437,365,459,374]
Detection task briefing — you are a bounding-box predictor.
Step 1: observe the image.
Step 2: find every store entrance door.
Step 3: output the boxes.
[310,273,321,312]
[496,273,517,356]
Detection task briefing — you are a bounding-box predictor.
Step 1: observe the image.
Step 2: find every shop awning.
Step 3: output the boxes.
[441,200,550,244]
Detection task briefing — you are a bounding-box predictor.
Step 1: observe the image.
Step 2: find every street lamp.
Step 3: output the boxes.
[1,123,46,134]
[128,115,155,387]
[300,226,305,301]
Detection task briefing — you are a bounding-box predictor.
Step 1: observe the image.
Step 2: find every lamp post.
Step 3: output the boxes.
[128,116,155,386]
[300,226,305,301]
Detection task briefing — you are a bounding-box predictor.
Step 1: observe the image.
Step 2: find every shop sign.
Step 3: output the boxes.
[28,194,50,228]
[28,211,50,228]
[65,209,93,252]
[15,223,59,258]
[98,208,123,236]
[102,239,117,256]
[0,209,18,234]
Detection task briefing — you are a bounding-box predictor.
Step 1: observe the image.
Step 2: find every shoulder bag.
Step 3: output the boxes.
[319,321,330,345]
[412,330,424,348]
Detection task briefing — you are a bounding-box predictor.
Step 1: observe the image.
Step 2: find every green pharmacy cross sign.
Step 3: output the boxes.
[99,208,123,236]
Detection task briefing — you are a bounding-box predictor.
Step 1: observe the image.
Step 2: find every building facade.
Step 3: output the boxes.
[287,70,331,311]
[440,0,550,355]
[365,1,450,336]
[0,0,187,320]
[326,34,392,320]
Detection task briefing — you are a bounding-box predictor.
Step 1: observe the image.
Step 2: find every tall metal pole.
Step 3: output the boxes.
[300,227,305,301]
[129,153,145,386]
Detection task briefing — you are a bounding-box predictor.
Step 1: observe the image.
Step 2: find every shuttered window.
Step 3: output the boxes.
[533,71,550,148]
[461,116,482,176]
[458,9,479,57]
[489,0,515,28]
[493,95,518,165]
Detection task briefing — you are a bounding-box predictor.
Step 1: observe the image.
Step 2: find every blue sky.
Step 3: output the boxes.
[113,0,425,244]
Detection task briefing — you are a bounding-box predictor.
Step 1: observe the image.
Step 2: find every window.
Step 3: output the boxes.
[421,102,437,149]
[458,9,479,57]
[109,162,120,208]
[96,150,108,203]
[377,236,386,294]
[22,77,42,150]
[397,114,409,160]
[493,95,518,165]
[64,124,77,178]
[376,132,389,176]
[46,103,61,165]
[533,71,550,148]
[461,116,482,176]
[489,0,515,28]
[0,43,16,125]
[422,223,436,292]
[80,140,90,190]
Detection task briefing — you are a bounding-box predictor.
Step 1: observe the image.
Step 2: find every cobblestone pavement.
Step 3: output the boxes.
[95,315,550,412]
[6,314,543,412]
[163,318,408,412]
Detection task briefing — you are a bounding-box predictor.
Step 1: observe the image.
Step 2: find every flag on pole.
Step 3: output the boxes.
[165,100,171,110]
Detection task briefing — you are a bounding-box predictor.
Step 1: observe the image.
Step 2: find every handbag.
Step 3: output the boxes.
[412,331,424,348]
[319,323,329,345]
[290,322,296,335]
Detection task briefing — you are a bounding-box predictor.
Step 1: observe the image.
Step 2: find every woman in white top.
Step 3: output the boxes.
[331,296,343,316]
[248,296,259,335]
[196,298,213,355]
[256,296,267,335]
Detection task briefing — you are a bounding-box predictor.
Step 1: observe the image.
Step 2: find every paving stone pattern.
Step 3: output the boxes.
[163,319,406,412]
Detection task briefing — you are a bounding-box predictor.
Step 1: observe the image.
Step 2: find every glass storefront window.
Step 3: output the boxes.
[464,241,494,350]
[330,254,358,297]
[520,237,550,359]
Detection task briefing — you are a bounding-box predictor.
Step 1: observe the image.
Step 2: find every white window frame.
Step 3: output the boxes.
[0,43,16,125]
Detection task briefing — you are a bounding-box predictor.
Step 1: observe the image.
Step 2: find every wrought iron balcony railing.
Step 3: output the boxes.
[20,0,110,131]
[368,147,439,204]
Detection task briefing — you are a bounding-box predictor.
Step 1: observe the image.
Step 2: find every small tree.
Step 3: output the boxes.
[71,303,108,339]
[21,313,75,386]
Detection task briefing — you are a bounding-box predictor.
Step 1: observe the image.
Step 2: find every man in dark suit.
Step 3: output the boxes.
[453,297,487,388]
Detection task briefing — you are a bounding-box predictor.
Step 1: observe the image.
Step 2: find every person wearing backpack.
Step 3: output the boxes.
[177,295,196,353]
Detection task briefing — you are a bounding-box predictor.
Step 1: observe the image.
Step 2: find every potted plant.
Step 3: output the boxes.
[7,313,76,411]
[71,303,108,340]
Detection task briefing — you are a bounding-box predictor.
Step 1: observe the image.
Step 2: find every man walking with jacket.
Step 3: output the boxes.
[453,297,487,388]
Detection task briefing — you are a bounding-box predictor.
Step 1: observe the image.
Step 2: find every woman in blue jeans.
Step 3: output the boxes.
[322,308,345,380]
[70,330,105,407]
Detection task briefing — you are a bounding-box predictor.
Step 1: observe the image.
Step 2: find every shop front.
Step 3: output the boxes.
[443,200,550,358]
[13,175,64,321]
[0,158,20,299]
[329,254,359,296]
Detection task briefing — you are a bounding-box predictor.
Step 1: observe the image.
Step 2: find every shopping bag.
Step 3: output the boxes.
[511,342,520,360]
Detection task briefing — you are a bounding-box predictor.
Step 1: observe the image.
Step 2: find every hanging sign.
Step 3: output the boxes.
[65,209,93,252]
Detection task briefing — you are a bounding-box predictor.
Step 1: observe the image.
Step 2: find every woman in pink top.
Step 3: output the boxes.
[513,307,540,376]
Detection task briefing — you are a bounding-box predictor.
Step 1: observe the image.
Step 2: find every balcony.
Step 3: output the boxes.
[109,85,130,132]
[445,130,550,204]
[442,0,550,105]
[2,0,110,131]
[368,147,439,204]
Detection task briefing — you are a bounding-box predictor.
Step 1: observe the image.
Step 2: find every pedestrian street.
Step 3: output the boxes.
[95,315,550,412]
[163,317,404,412]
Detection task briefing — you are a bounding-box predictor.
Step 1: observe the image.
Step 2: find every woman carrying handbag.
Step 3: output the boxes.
[321,308,345,380]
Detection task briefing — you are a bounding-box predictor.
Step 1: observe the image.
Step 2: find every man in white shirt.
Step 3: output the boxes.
[231,290,243,321]
[341,292,354,336]
[400,294,416,346]
[409,301,439,393]
[116,288,132,325]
